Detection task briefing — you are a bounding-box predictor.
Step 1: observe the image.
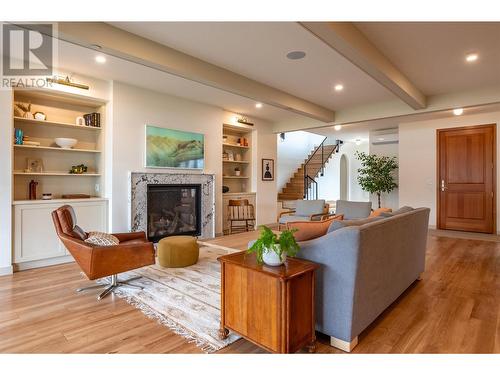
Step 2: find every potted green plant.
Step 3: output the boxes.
[355,151,398,208]
[247,225,300,266]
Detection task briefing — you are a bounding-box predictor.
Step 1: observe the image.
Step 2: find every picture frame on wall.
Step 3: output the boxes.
[262,158,274,181]
[145,125,205,169]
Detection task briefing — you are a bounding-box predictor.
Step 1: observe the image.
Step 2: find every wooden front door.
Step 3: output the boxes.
[437,124,496,233]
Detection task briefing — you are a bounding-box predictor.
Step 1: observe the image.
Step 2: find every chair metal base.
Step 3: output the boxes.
[76,274,143,300]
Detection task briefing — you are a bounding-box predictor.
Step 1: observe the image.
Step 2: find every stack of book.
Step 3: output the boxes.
[83,112,101,127]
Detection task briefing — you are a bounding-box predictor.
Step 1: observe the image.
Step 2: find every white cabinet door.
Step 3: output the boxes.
[14,200,108,263]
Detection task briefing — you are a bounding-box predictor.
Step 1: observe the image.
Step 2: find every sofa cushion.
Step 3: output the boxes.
[327,216,382,233]
[295,199,326,216]
[369,208,392,217]
[84,232,119,247]
[335,200,372,220]
[380,206,414,218]
[279,215,310,224]
[287,214,344,241]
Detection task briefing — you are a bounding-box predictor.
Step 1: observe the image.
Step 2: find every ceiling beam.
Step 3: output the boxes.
[49,22,334,123]
[300,22,427,110]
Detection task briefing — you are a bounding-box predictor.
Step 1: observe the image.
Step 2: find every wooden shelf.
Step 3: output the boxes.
[223,176,250,179]
[14,87,107,107]
[13,197,107,205]
[14,171,101,177]
[14,117,102,131]
[14,144,101,153]
[223,160,250,164]
[223,142,249,149]
[223,192,256,196]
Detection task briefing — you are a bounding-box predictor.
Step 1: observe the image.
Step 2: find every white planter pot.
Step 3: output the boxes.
[262,245,286,266]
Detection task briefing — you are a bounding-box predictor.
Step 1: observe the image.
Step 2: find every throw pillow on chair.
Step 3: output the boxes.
[369,208,392,218]
[84,232,120,246]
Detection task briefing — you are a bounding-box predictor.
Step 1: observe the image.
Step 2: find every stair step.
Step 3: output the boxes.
[278,193,304,200]
[286,187,303,192]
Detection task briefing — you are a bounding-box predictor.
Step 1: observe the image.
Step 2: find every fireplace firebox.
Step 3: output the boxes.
[147,184,201,242]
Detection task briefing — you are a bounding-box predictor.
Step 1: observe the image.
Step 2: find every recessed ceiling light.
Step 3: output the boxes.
[255,103,262,109]
[334,84,344,92]
[453,108,464,116]
[334,124,342,131]
[465,53,478,63]
[95,55,106,64]
[286,51,306,60]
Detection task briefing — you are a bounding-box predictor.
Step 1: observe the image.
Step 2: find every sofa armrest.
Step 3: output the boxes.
[277,210,296,221]
[296,227,361,341]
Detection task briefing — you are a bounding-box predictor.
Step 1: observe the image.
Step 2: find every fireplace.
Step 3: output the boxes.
[147,184,201,242]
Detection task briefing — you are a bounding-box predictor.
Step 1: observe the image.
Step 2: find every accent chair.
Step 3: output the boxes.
[278,199,329,230]
[51,205,155,300]
[334,199,372,220]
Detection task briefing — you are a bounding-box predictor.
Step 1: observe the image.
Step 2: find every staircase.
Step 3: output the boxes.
[278,138,340,201]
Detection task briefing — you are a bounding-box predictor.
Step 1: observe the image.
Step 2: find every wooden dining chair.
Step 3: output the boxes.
[227,199,256,234]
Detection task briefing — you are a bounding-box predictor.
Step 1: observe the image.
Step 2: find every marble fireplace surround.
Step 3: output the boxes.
[130,172,215,240]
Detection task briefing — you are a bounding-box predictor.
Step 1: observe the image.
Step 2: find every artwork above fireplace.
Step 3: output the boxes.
[147,184,201,242]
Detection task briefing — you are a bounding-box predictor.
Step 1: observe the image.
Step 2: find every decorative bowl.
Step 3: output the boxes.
[55,138,77,149]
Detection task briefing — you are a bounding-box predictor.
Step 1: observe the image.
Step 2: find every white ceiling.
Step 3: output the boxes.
[355,22,500,96]
[53,22,500,127]
[311,102,500,140]
[109,22,395,110]
[56,39,312,123]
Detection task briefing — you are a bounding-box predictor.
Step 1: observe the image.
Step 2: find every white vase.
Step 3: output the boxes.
[262,245,286,266]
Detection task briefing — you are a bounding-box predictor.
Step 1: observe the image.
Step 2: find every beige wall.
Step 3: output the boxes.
[111,82,277,234]
[399,111,500,228]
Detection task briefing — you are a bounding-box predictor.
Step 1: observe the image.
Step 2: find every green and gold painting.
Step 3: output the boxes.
[145,125,204,169]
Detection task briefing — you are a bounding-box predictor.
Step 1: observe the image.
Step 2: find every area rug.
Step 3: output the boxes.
[98,246,240,353]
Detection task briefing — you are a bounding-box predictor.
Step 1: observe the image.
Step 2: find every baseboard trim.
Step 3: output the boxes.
[13,255,74,272]
[0,265,14,276]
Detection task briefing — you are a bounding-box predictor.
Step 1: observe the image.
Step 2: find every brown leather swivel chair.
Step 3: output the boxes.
[52,205,155,300]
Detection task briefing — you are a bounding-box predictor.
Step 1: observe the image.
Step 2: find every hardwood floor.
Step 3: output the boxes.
[0,233,498,353]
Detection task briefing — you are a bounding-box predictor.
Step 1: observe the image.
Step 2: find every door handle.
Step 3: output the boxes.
[441,180,448,192]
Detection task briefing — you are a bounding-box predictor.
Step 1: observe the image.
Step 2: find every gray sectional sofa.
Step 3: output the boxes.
[296,207,430,352]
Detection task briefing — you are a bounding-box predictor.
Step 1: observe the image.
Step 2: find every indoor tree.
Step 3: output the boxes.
[355,151,398,209]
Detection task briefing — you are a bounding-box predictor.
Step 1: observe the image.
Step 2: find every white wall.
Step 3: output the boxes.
[317,141,370,203]
[399,111,500,227]
[111,82,278,234]
[0,90,13,275]
[369,139,399,209]
[111,82,224,233]
[277,131,324,191]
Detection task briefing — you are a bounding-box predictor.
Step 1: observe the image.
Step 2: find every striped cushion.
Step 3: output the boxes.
[84,232,119,247]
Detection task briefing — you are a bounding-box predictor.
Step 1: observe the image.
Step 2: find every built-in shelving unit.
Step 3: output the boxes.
[221,123,256,235]
[12,88,107,201]
[222,123,253,193]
